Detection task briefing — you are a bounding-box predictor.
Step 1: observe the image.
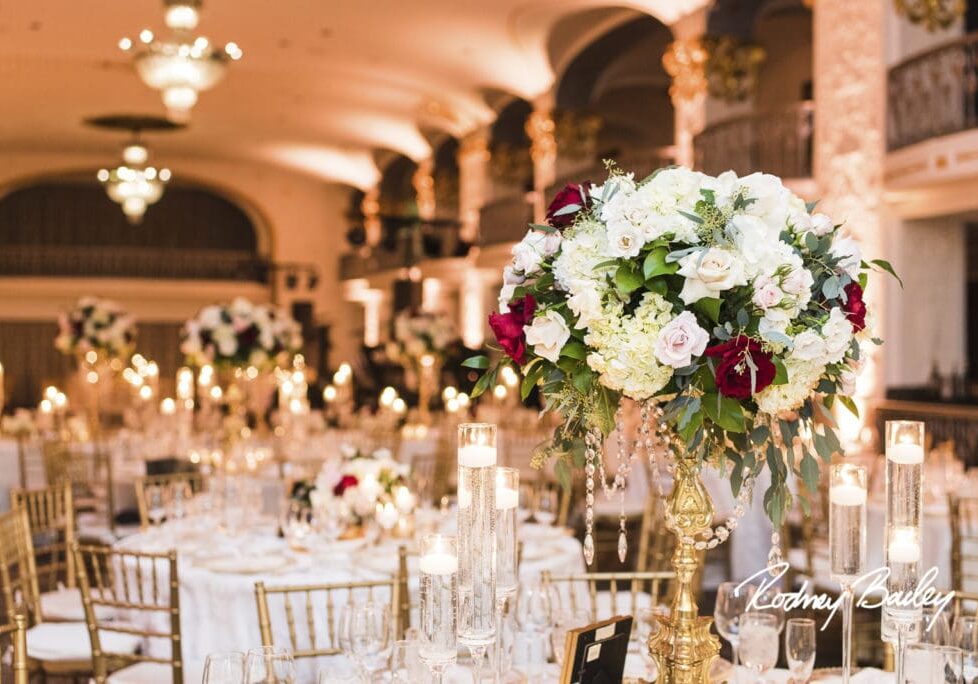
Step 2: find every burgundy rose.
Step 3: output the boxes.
[843,282,867,332]
[333,475,359,497]
[705,337,776,400]
[238,324,259,349]
[546,181,592,228]
[488,295,536,364]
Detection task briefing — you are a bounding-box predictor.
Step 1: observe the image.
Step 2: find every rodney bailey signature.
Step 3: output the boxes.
[738,562,955,631]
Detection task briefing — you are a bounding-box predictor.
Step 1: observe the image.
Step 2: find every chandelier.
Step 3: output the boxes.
[894,0,965,31]
[97,140,171,224]
[120,0,242,121]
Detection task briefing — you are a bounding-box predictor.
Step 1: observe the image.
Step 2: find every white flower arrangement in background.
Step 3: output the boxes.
[388,310,458,362]
[307,446,413,521]
[54,296,136,362]
[180,296,303,369]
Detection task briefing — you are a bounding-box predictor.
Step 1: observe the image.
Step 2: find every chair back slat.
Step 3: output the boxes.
[542,570,674,624]
[134,472,207,531]
[0,509,42,625]
[11,483,76,593]
[0,614,28,684]
[950,494,978,592]
[43,440,116,536]
[73,544,183,684]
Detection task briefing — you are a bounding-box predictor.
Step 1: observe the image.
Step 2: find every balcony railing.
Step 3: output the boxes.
[0,245,269,282]
[888,33,978,151]
[694,101,813,178]
[339,216,465,280]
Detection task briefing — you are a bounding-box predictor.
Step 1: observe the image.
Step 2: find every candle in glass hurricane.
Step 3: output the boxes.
[883,420,925,682]
[419,534,459,684]
[830,462,867,684]
[456,423,497,681]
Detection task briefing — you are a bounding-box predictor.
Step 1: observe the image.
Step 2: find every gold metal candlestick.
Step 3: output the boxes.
[649,454,720,683]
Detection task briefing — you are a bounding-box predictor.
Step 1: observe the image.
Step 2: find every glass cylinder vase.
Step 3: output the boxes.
[829,462,867,684]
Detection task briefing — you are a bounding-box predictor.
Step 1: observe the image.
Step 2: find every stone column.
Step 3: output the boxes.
[459,269,487,349]
[526,95,557,223]
[412,157,436,221]
[813,0,887,440]
[663,11,708,169]
[361,187,381,248]
[457,126,491,243]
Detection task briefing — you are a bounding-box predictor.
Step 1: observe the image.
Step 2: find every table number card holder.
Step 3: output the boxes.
[559,615,633,684]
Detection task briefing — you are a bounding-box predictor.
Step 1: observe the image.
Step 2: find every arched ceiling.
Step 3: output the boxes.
[0,0,709,190]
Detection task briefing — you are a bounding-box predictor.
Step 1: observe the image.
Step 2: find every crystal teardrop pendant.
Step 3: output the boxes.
[617,530,628,563]
[583,533,595,565]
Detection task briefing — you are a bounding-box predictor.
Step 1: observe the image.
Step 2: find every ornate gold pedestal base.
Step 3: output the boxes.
[648,454,720,684]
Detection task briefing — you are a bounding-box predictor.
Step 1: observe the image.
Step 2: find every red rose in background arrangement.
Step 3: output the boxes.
[705,337,776,400]
[843,282,867,332]
[546,181,592,228]
[488,294,536,364]
[333,475,359,497]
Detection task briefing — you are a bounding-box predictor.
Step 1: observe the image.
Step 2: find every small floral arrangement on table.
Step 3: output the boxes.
[293,446,413,522]
[466,164,899,527]
[388,311,458,362]
[55,297,136,362]
[180,296,303,370]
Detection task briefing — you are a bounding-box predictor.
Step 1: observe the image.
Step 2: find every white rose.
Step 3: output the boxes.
[752,276,783,310]
[838,369,858,396]
[830,236,862,279]
[791,330,827,362]
[759,308,791,336]
[200,305,223,329]
[677,248,747,304]
[212,325,238,357]
[653,312,709,369]
[789,211,812,234]
[524,310,571,363]
[781,267,814,297]
[503,264,524,285]
[810,213,835,237]
[606,222,645,258]
[230,296,253,317]
[567,284,603,330]
[498,283,517,313]
[512,229,560,276]
[822,308,854,363]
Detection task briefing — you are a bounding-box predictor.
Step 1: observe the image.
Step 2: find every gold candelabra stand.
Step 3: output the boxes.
[649,453,720,683]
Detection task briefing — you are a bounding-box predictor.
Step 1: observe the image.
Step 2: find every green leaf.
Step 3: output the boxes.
[471,367,497,398]
[614,265,644,294]
[772,357,789,385]
[701,393,746,433]
[552,203,581,217]
[560,341,587,360]
[870,259,903,288]
[806,200,819,213]
[646,279,668,297]
[462,355,490,370]
[693,298,722,324]
[800,453,820,496]
[528,223,557,233]
[520,362,546,401]
[677,410,703,445]
[694,364,717,392]
[572,365,592,393]
[678,210,704,225]
[643,247,679,280]
[838,395,860,418]
[593,386,619,436]
[554,459,572,491]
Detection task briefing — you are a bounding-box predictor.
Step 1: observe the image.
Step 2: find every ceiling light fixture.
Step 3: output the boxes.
[97,137,171,224]
[120,0,242,122]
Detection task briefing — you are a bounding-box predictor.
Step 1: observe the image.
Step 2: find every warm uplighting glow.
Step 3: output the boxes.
[492,384,508,400]
[44,386,58,401]
[39,399,52,414]
[420,353,435,368]
[53,392,67,409]
[164,3,200,31]
[246,366,259,380]
[323,385,337,402]
[392,397,407,414]
[84,350,99,365]
[209,386,223,400]
[160,397,176,415]
[443,386,458,401]
[457,392,470,408]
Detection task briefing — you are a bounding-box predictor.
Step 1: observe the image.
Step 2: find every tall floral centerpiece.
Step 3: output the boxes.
[389,311,458,423]
[181,297,303,428]
[55,297,137,428]
[467,165,896,682]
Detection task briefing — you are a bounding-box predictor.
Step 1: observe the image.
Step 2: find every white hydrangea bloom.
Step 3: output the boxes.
[755,359,826,415]
[552,219,614,291]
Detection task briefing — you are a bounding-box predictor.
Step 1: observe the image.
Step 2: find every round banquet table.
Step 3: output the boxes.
[115,514,585,675]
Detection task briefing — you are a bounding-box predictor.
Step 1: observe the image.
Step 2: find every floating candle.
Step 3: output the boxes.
[458,444,496,468]
[496,487,518,511]
[887,441,924,465]
[830,483,867,506]
[887,527,921,564]
[419,551,458,576]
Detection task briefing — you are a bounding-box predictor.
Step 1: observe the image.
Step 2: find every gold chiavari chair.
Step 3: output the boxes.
[73,543,186,684]
[254,564,405,660]
[0,614,28,684]
[950,589,978,622]
[43,439,117,541]
[11,483,84,621]
[541,570,675,623]
[950,494,978,593]
[134,471,207,531]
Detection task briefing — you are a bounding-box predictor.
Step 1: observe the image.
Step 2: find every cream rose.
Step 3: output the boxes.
[822,308,854,363]
[567,284,603,330]
[524,310,571,363]
[606,222,645,258]
[677,248,747,304]
[791,330,827,362]
[810,213,835,237]
[653,312,709,369]
[781,267,814,297]
[512,229,560,275]
[830,236,862,279]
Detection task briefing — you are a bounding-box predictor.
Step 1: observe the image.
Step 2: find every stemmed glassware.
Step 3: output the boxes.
[902,644,964,683]
[495,467,520,679]
[202,651,245,684]
[953,616,978,684]
[829,462,867,684]
[147,485,167,528]
[534,486,558,526]
[919,606,952,645]
[418,534,458,683]
[515,579,555,634]
[244,646,296,684]
[739,612,779,682]
[317,657,360,684]
[348,602,392,681]
[784,618,816,684]
[715,581,757,675]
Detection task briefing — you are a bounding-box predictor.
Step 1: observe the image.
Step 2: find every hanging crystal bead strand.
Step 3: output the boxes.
[583,428,599,565]
[614,407,629,562]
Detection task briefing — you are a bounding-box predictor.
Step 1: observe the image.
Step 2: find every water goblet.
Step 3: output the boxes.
[715,582,757,673]
[784,617,816,684]
[740,612,779,682]
[902,643,964,683]
[244,646,296,684]
[349,602,392,680]
[202,651,245,684]
[920,606,952,645]
[515,579,555,633]
[147,485,166,528]
[535,486,558,526]
[953,616,978,683]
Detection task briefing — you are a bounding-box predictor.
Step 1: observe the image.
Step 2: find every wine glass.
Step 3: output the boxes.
[753,583,786,634]
[147,485,166,528]
[535,486,558,526]
[740,612,779,682]
[715,582,757,672]
[953,616,978,683]
[902,644,964,683]
[244,646,296,684]
[349,602,392,680]
[785,618,816,683]
[515,580,555,633]
[202,651,245,684]
[920,606,952,645]
[390,639,423,683]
